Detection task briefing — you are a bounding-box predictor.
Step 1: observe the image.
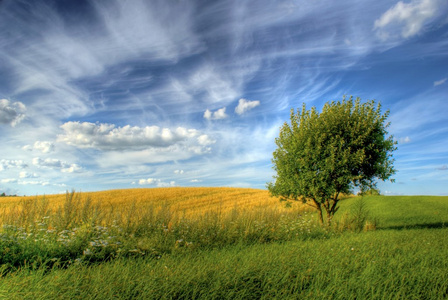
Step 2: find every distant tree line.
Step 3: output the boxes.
[0,192,18,197]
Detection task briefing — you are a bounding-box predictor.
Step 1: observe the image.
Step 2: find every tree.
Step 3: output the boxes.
[267,96,396,225]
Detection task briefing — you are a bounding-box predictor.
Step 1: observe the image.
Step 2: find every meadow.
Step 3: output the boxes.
[0,188,447,299]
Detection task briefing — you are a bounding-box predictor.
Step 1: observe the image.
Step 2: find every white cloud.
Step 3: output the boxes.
[93,0,204,63]
[0,99,26,127]
[399,136,411,144]
[214,108,228,119]
[1,178,18,183]
[61,164,82,173]
[23,141,55,153]
[19,172,38,178]
[174,170,184,174]
[374,0,441,40]
[190,179,202,183]
[59,121,205,151]
[204,108,228,120]
[32,157,81,173]
[235,98,260,115]
[203,109,212,120]
[18,180,50,186]
[0,159,28,171]
[138,178,158,185]
[197,135,216,146]
[434,78,447,86]
[96,143,212,167]
[137,178,175,187]
[189,65,240,104]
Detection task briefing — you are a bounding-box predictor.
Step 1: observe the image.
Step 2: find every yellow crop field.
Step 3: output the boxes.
[0,187,310,230]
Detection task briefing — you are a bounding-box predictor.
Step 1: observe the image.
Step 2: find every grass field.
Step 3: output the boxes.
[0,188,447,299]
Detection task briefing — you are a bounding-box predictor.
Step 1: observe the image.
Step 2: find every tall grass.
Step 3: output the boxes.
[0,189,321,272]
[1,190,447,299]
[2,228,448,299]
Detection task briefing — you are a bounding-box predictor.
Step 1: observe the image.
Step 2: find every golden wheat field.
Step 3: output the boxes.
[0,187,310,228]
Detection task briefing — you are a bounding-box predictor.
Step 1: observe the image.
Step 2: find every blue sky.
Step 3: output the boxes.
[1,0,447,196]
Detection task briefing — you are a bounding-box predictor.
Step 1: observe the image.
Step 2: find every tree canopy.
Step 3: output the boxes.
[267,96,396,224]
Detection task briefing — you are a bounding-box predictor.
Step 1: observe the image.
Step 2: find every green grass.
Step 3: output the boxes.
[1,193,448,299]
[337,195,448,229]
[1,229,447,299]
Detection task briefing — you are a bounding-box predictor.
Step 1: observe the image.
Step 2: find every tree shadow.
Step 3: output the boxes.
[380,222,447,230]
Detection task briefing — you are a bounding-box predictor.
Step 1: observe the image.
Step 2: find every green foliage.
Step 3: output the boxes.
[358,188,381,196]
[268,96,396,224]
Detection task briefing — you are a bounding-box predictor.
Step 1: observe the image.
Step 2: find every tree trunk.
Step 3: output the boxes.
[316,204,324,225]
[326,210,332,227]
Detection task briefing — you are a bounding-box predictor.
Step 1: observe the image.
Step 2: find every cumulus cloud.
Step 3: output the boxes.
[19,172,38,178]
[204,108,228,120]
[434,78,447,86]
[137,178,176,187]
[190,179,202,183]
[58,121,209,151]
[23,141,55,153]
[235,98,260,115]
[374,0,441,40]
[0,99,26,127]
[0,159,28,171]
[32,157,82,173]
[197,134,216,146]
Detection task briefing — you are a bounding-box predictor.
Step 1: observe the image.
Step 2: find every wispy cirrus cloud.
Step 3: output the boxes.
[18,180,50,186]
[0,0,447,196]
[374,0,446,41]
[434,78,447,86]
[398,136,412,144]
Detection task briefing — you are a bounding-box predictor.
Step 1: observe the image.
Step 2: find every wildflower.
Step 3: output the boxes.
[83,248,93,256]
